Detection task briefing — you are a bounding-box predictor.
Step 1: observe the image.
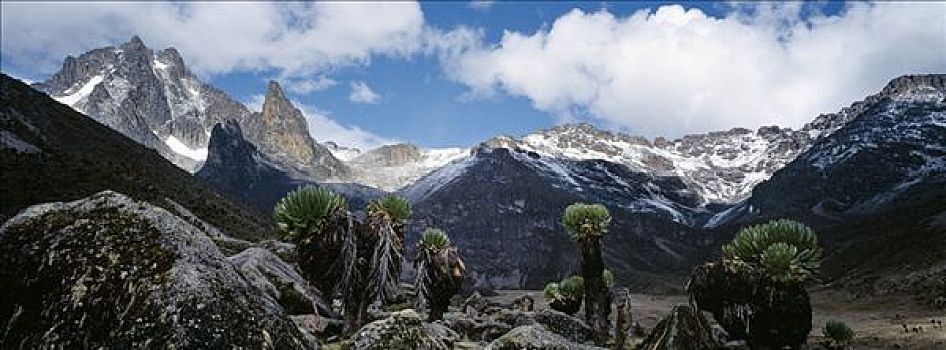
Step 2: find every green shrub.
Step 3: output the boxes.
[722,219,821,283]
[273,186,347,243]
[822,319,854,349]
[368,195,411,223]
[562,203,611,239]
[419,228,450,250]
[560,275,585,299]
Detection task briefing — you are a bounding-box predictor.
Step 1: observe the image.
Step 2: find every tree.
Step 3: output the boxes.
[689,219,822,349]
[562,203,612,345]
[414,229,466,321]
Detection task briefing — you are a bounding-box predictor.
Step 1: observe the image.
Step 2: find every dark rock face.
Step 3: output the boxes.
[0,191,312,349]
[723,74,946,302]
[1,74,272,241]
[403,147,710,291]
[196,120,303,210]
[196,119,383,213]
[638,304,720,350]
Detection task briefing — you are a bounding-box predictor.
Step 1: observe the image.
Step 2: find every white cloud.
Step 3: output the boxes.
[1,2,425,78]
[469,1,494,12]
[297,103,398,150]
[443,3,946,137]
[284,76,337,95]
[349,81,380,104]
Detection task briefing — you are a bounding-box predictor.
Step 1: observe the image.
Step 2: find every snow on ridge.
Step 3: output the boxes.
[164,135,208,161]
[399,155,477,201]
[330,147,362,162]
[513,126,802,204]
[344,146,470,192]
[53,75,103,107]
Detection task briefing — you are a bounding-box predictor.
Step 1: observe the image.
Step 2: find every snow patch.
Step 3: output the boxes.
[54,75,103,106]
[165,135,208,161]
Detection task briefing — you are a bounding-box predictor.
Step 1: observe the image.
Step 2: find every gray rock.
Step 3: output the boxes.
[0,191,313,349]
[533,309,595,344]
[228,247,331,316]
[350,309,449,350]
[424,321,461,347]
[485,324,603,350]
[639,304,720,350]
[443,312,513,343]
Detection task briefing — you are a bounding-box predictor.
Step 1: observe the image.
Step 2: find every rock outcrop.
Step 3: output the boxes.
[0,191,312,348]
[350,309,449,350]
[242,81,349,180]
[638,304,720,350]
[486,324,603,350]
[229,247,332,316]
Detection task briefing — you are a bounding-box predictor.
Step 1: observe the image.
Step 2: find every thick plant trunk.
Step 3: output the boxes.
[428,301,447,322]
[614,287,632,349]
[343,298,367,335]
[581,238,611,345]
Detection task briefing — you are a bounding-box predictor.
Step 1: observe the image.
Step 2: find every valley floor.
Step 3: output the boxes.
[487,290,945,349]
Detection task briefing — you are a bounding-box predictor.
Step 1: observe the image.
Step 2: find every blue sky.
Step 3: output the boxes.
[2,1,942,149]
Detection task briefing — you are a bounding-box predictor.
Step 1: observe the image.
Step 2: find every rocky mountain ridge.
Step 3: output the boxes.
[396,74,946,290]
[33,36,345,178]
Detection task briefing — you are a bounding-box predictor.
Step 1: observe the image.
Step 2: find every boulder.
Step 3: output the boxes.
[533,309,595,344]
[486,324,603,350]
[462,291,494,316]
[350,309,448,350]
[424,321,461,347]
[512,294,535,311]
[443,312,513,342]
[229,247,332,316]
[256,239,298,263]
[0,191,313,349]
[638,304,720,350]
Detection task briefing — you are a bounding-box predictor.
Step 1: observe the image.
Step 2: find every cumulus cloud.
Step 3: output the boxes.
[443,2,946,137]
[284,76,337,95]
[349,81,381,104]
[297,104,398,150]
[1,2,425,77]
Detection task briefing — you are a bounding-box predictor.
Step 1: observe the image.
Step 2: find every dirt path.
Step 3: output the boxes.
[488,290,945,349]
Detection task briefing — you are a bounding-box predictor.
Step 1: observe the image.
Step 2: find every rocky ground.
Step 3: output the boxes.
[2,190,941,349]
[488,290,945,349]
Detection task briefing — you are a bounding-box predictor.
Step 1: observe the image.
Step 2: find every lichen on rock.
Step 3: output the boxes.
[0,191,313,349]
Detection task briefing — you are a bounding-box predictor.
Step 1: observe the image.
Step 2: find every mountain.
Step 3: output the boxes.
[402,143,713,291]
[0,73,272,241]
[32,36,346,180]
[197,119,382,212]
[243,82,349,180]
[714,74,946,301]
[336,143,468,191]
[398,74,946,292]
